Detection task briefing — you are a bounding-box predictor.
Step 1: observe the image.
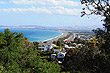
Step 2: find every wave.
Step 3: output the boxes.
[43,32,63,42]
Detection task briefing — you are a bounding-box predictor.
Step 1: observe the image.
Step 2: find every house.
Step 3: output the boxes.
[58,61,62,64]
[37,47,47,51]
[51,52,66,64]
[65,44,75,49]
[51,54,57,59]
[57,52,65,58]
[64,40,71,44]
[54,49,61,53]
[76,44,83,48]
[38,42,53,51]
[46,44,53,50]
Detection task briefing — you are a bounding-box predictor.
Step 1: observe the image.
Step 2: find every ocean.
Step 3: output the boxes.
[0,28,62,42]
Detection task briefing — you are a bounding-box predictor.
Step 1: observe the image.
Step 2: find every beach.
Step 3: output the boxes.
[43,30,69,43]
[0,28,71,43]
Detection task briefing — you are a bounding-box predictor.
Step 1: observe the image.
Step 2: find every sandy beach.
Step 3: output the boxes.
[43,30,69,43]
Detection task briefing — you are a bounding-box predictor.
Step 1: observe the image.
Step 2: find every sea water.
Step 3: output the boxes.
[0,28,62,42]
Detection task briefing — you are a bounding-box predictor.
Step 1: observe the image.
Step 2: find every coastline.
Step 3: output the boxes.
[0,28,69,43]
[43,32,63,42]
[43,30,69,43]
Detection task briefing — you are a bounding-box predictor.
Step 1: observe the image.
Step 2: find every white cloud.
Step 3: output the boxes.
[0,6,81,15]
[0,0,81,15]
[0,1,7,4]
[10,0,80,7]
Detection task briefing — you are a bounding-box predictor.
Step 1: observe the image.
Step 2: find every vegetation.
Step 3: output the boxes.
[0,0,110,72]
[81,0,110,54]
[61,0,110,73]
[0,29,61,73]
[63,47,110,73]
[33,41,40,49]
[68,43,76,47]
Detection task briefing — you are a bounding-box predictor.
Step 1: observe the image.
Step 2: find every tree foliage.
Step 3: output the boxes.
[63,47,110,73]
[57,40,62,47]
[81,0,110,54]
[33,41,39,48]
[0,29,61,73]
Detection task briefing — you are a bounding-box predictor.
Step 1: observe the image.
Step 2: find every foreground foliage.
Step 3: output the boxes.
[0,29,61,73]
[63,47,110,73]
[62,1,110,73]
[81,0,110,54]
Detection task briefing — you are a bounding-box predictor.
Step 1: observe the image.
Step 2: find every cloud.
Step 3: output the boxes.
[0,6,81,15]
[0,1,7,4]
[0,0,81,15]
[10,0,80,7]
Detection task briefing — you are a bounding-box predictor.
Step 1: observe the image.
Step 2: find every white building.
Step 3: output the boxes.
[65,44,75,49]
[57,53,66,58]
[37,47,47,51]
[54,49,61,53]
[38,42,53,51]
[76,44,83,48]
[51,54,57,59]
[73,33,76,39]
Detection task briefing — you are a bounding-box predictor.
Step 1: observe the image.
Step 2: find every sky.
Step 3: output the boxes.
[0,0,103,29]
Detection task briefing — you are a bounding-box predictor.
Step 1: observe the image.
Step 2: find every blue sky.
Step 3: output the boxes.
[0,0,103,29]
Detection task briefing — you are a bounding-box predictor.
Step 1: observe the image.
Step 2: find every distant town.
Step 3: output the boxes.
[0,25,95,66]
[33,29,95,64]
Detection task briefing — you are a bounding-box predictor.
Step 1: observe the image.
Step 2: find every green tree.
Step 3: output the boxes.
[33,41,39,48]
[0,29,61,73]
[21,56,61,73]
[63,47,110,73]
[23,38,34,49]
[68,43,76,47]
[81,0,110,54]
[53,41,57,44]
[57,40,62,47]
[0,29,23,72]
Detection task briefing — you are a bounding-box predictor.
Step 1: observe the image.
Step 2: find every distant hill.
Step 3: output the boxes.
[0,25,102,31]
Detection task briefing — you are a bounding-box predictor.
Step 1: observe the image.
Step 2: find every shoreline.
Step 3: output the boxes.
[42,30,69,43]
[43,32,64,42]
[0,28,69,43]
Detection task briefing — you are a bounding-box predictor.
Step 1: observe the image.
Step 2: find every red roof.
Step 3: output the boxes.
[65,41,71,42]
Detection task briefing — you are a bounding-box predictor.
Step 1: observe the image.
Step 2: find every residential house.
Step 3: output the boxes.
[51,54,57,59]
[54,49,61,53]
[38,42,53,51]
[76,44,83,48]
[64,40,71,44]
[37,47,47,51]
[65,44,75,49]
[57,52,66,59]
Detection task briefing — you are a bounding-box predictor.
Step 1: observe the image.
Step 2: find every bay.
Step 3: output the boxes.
[0,28,62,42]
